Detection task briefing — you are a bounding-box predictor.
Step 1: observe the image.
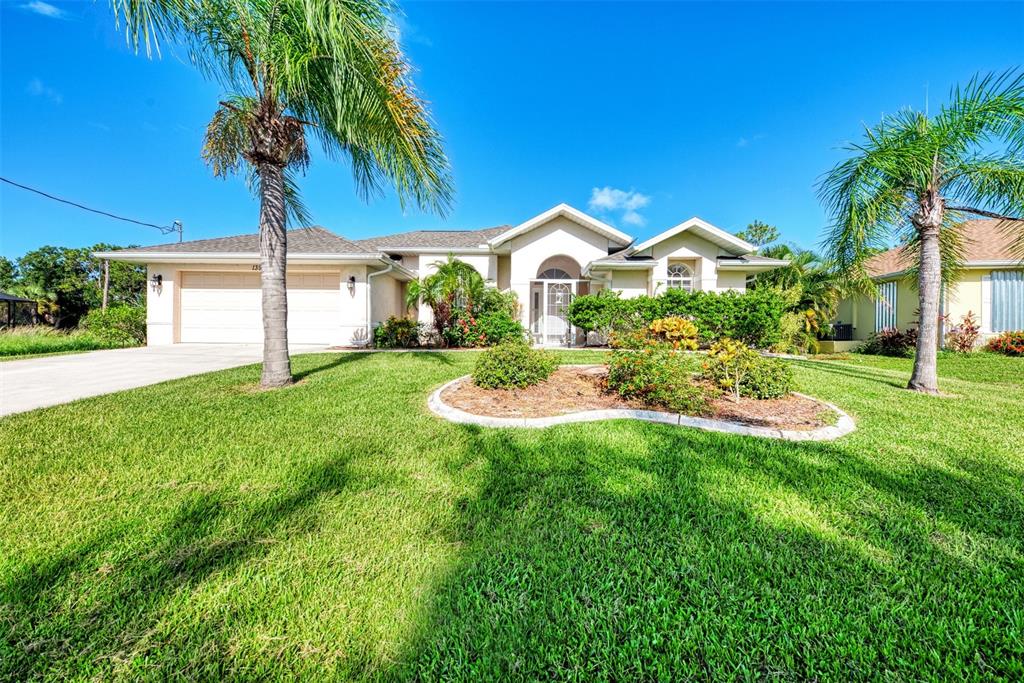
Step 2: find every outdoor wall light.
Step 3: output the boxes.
[150,273,163,291]
[347,275,357,295]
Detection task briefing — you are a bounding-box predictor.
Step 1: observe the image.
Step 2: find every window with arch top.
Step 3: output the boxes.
[666,263,694,291]
[538,268,573,280]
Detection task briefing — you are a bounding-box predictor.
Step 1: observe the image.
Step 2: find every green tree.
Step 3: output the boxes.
[405,256,485,344]
[736,220,780,248]
[819,71,1024,393]
[114,0,453,387]
[0,257,17,291]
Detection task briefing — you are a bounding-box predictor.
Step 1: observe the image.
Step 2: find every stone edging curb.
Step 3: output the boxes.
[427,374,856,441]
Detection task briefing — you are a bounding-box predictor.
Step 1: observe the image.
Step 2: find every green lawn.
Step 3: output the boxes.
[1,351,1022,680]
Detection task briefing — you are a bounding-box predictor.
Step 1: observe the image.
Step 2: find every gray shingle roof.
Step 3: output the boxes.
[111,227,370,255]
[353,225,511,251]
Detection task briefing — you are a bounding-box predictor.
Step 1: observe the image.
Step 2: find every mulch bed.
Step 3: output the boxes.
[441,366,833,431]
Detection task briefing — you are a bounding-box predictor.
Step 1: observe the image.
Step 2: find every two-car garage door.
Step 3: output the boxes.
[179,271,342,344]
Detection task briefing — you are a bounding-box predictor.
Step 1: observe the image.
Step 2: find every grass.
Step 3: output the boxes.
[0,327,126,358]
[1,350,1021,680]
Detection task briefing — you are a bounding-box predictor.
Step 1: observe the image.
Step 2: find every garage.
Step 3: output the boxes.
[179,271,342,344]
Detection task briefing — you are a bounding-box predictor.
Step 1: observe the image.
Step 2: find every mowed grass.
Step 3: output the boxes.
[1,350,1022,680]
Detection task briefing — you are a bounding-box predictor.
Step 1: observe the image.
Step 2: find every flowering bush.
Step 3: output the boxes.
[473,340,556,389]
[444,310,525,347]
[606,348,708,414]
[987,330,1024,356]
[373,316,423,348]
[944,312,980,352]
[859,327,918,357]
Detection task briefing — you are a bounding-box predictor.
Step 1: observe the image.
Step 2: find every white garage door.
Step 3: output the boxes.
[180,271,342,344]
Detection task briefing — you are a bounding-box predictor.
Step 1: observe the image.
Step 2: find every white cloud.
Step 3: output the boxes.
[388,15,432,47]
[27,78,62,104]
[587,186,651,226]
[21,1,66,19]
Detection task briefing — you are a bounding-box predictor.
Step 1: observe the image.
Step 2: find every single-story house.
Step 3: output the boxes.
[97,203,788,347]
[828,219,1023,351]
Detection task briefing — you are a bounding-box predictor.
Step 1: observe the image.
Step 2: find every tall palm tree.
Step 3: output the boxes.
[405,255,484,343]
[819,71,1024,393]
[112,0,453,387]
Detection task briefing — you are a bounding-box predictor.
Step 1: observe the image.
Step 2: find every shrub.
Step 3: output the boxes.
[472,340,556,389]
[80,305,146,346]
[738,355,795,399]
[445,310,525,348]
[567,288,620,332]
[987,330,1024,356]
[945,312,980,352]
[475,287,520,319]
[568,288,786,348]
[606,348,709,414]
[859,327,918,357]
[374,316,423,348]
[702,338,760,403]
[647,316,699,350]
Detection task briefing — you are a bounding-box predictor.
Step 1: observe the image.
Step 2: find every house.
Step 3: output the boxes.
[828,219,1023,351]
[96,203,788,347]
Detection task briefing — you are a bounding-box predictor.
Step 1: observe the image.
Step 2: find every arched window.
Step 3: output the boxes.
[666,263,693,291]
[538,268,573,280]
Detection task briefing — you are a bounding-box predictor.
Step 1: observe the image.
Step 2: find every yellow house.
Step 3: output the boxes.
[827,220,1023,351]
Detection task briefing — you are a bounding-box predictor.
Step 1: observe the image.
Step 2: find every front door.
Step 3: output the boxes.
[545,282,572,345]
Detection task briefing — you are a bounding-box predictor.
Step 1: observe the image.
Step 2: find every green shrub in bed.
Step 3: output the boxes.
[472,340,556,389]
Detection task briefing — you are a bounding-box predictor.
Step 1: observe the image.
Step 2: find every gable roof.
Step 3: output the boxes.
[865,219,1024,278]
[487,203,634,248]
[630,217,755,256]
[103,227,369,256]
[354,225,509,252]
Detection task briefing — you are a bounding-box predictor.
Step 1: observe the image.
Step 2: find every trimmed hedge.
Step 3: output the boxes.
[568,288,786,349]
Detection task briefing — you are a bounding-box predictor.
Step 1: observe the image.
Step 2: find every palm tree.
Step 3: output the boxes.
[405,255,484,344]
[819,71,1024,393]
[112,0,453,387]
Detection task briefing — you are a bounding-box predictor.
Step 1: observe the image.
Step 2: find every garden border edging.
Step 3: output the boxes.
[427,374,855,441]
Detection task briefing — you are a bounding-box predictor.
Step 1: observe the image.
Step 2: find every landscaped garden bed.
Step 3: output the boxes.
[439,365,837,431]
[431,320,855,439]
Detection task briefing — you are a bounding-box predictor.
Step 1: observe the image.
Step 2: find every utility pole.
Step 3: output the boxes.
[102,259,110,310]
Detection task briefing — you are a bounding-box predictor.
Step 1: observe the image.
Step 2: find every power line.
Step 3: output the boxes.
[1,176,182,240]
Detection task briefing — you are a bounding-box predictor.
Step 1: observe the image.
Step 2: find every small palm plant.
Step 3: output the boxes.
[112,0,453,387]
[819,71,1024,393]
[405,256,484,344]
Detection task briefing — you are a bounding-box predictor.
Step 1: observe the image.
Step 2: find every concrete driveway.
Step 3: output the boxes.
[0,344,329,417]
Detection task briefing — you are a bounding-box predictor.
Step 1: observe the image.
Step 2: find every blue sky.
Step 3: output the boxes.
[2,1,1022,258]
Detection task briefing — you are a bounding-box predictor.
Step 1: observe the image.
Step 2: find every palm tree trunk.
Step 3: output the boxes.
[908,216,942,393]
[258,162,292,387]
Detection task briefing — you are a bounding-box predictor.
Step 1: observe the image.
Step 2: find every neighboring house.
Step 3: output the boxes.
[97,203,787,347]
[830,219,1023,350]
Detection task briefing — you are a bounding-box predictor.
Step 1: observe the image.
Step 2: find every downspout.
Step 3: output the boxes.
[366,262,395,347]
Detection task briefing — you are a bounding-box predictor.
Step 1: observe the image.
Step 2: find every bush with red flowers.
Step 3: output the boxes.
[987,330,1024,356]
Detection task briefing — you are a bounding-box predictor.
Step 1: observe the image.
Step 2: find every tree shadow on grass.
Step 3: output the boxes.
[392,422,1024,680]
[791,358,909,389]
[0,457,354,680]
[291,352,371,381]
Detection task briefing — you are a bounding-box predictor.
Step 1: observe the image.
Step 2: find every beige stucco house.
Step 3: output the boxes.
[98,203,787,347]
[829,219,1023,350]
